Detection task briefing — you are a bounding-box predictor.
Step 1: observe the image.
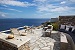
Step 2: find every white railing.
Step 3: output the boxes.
[0,30,10,33]
[0,25,36,33]
[0,26,25,33]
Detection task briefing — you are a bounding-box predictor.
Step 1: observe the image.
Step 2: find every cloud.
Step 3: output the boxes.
[8,8,22,12]
[0,0,75,18]
[0,12,8,18]
[33,0,47,2]
[0,7,22,12]
[33,0,75,13]
[51,6,69,12]
[60,1,66,4]
[37,4,59,12]
[51,6,75,12]
[0,0,34,7]
[33,0,60,13]
[2,5,8,7]
[69,0,75,2]
[31,0,75,18]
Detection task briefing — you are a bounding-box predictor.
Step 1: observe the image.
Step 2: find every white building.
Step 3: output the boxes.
[51,18,58,22]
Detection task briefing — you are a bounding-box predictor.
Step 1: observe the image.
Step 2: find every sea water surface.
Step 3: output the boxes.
[0,18,50,31]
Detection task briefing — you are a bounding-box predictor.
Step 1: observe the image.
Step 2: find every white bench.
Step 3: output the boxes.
[60,32,68,50]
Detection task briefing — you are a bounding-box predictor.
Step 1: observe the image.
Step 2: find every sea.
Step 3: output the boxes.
[0,18,50,31]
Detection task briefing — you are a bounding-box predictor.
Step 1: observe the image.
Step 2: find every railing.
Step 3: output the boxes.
[0,30,10,33]
[0,26,26,33]
[0,25,38,33]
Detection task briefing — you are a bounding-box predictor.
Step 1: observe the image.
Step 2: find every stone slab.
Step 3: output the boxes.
[0,33,31,48]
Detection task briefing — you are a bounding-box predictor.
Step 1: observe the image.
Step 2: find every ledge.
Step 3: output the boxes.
[0,33,31,48]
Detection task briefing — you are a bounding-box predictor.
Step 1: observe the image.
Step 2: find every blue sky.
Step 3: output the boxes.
[0,0,75,18]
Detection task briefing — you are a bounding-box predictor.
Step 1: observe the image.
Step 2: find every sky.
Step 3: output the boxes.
[0,0,75,18]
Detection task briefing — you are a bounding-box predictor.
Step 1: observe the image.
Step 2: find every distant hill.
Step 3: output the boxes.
[59,15,75,26]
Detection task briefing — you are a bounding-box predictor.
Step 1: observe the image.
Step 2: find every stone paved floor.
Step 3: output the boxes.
[0,28,73,50]
[24,28,60,50]
[19,28,73,50]
[29,37,60,50]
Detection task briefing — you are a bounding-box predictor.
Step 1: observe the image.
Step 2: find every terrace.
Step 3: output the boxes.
[0,25,74,50]
[0,16,75,50]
